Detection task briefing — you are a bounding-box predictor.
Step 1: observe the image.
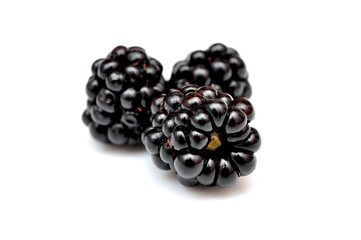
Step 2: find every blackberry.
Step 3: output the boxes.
[142,85,261,187]
[168,43,252,99]
[82,46,165,145]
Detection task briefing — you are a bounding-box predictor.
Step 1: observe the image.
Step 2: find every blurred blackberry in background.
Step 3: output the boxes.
[82,46,165,145]
[142,84,261,187]
[168,43,252,99]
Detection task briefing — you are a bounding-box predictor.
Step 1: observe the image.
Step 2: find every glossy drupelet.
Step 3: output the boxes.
[142,85,261,187]
[82,46,165,145]
[168,43,252,99]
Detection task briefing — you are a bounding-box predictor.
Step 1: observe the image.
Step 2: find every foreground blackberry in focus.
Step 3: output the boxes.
[168,43,252,99]
[82,46,165,145]
[142,85,261,187]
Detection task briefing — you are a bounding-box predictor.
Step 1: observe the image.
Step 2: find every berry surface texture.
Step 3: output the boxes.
[143,84,261,187]
[82,46,165,145]
[169,43,252,98]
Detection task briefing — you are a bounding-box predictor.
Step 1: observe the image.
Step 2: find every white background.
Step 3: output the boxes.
[0,0,360,239]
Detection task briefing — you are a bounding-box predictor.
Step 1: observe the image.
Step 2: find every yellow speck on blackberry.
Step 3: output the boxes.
[206,132,222,151]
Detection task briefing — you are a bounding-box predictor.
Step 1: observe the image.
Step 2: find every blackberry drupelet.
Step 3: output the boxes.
[142,84,261,187]
[82,46,165,145]
[168,43,252,99]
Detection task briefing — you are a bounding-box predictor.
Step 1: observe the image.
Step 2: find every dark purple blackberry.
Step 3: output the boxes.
[82,46,165,145]
[168,43,252,99]
[142,85,261,187]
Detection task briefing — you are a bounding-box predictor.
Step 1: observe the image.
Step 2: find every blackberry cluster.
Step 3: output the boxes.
[142,84,261,187]
[168,43,252,99]
[82,46,165,145]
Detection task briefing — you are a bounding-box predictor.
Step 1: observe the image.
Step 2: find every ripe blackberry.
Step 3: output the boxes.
[168,43,252,99]
[82,46,165,145]
[142,85,261,187]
